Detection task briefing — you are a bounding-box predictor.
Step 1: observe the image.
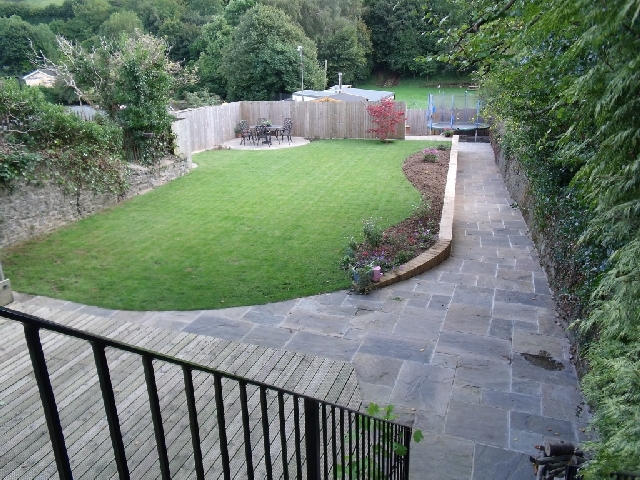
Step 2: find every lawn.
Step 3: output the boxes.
[3,139,440,311]
[356,77,481,110]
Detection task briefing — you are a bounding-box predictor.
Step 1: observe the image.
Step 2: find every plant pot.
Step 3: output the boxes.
[405,125,411,134]
[372,266,382,282]
[352,268,360,283]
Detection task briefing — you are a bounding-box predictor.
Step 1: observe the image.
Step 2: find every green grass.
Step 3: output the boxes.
[3,139,443,311]
[356,77,481,110]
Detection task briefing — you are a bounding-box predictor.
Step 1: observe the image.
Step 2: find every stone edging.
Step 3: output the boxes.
[373,136,458,288]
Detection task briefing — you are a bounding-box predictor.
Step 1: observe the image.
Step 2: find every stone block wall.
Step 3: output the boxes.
[0,156,190,247]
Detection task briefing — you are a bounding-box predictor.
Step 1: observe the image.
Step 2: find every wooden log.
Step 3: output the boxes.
[545,466,566,479]
[535,455,574,465]
[544,441,575,456]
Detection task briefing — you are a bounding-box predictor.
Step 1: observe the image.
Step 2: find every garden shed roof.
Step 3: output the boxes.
[292,86,394,102]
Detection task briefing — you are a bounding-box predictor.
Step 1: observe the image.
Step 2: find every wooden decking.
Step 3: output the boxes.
[0,302,362,479]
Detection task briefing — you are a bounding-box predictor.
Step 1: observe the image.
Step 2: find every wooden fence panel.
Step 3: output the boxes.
[172,103,240,158]
[172,100,408,158]
[406,110,430,135]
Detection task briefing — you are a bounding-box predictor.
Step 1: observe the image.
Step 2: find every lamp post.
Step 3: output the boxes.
[297,45,304,100]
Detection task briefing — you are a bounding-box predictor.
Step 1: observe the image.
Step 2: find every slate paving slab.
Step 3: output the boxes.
[472,444,533,480]
[409,433,474,480]
[390,362,455,414]
[444,399,510,447]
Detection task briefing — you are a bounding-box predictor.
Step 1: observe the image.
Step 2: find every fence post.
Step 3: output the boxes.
[304,398,321,480]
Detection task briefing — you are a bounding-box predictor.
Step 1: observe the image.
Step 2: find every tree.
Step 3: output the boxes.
[72,0,113,33]
[366,98,405,142]
[363,0,433,75]
[158,19,202,62]
[119,0,186,33]
[219,4,323,100]
[0,16,58,77]
[317,18,372,85]
[223,0,256,26]
[191,16,233,97]
[186,0,224,17]
[98,11,144,39]
[40,31,182,164]
[263,0,363,42]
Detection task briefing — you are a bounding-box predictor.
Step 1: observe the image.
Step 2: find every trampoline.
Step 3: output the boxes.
[430,121,490,132]
[426,92,490,134]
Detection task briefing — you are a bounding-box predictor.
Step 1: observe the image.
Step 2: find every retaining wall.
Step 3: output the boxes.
[0,156,189,247]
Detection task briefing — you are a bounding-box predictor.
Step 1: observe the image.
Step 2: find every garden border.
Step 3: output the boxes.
[372,135,458,288]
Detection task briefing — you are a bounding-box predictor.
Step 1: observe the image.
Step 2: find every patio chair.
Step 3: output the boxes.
[238,120,252,145]
[281,118,293,144]
[254,124,271,146]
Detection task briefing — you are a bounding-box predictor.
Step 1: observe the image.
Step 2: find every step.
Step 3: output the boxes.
[1,301,362,479]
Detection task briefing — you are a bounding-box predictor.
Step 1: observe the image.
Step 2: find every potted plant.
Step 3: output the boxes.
[351,262,375,293]
[234,123,243,138]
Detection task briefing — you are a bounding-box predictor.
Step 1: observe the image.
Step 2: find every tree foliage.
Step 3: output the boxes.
[39,31,180,164]
[99,11,144,39]
[317,18,372,85]
[366,98,405,142]
[433,0,640,476]
[219,4,323,100]
[0,15,58,77]
[191,15,233,97]
[363,0,435,75]
[0,78,127,204]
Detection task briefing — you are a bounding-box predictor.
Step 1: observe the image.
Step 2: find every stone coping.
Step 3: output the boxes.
[373,135,458,289]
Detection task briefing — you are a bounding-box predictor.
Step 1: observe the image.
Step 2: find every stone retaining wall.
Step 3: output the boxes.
[0,156,190,247]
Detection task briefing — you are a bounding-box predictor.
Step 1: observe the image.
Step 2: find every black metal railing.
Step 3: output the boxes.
[0,307,412,479]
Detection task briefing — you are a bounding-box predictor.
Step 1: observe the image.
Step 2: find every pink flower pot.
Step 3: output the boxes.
[372,266,382,282]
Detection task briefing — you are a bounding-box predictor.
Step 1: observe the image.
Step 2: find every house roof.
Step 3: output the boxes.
[293,86,394,102]
[320,92,368,102]
[22,68,57,79]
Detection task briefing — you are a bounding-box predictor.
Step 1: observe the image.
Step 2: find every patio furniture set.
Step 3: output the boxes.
[237,118,293,147]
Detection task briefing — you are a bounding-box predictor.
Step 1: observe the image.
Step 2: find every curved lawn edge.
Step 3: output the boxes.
[371,135,458,288]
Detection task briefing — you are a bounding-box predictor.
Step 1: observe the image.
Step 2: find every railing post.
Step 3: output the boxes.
[304,398,320,480]
[92,342,130,479]
[23,324,73,480]
[182,366,205,480]
[403,426,412,479]
[142,355,171,479]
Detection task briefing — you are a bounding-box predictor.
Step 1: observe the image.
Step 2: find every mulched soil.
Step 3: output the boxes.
[360,148,449,261]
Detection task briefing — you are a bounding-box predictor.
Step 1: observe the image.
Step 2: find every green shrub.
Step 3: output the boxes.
[362,217,383,248]
[421,147,438,162]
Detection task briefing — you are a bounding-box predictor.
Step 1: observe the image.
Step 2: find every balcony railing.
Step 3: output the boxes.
[0,306,412,479]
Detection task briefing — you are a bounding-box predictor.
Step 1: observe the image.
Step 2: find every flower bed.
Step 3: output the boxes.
[342,145,451,292]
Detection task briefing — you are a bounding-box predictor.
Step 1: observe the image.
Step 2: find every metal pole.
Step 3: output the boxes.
[297,46,304,99]
[450,95,455,129]
[304,398,320,480]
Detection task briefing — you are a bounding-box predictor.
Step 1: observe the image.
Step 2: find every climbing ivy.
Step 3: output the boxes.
[0,78,128,207]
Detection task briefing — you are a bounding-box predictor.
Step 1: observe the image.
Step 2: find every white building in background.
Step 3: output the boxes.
[292,84,395,102]
[22,69,58,87]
